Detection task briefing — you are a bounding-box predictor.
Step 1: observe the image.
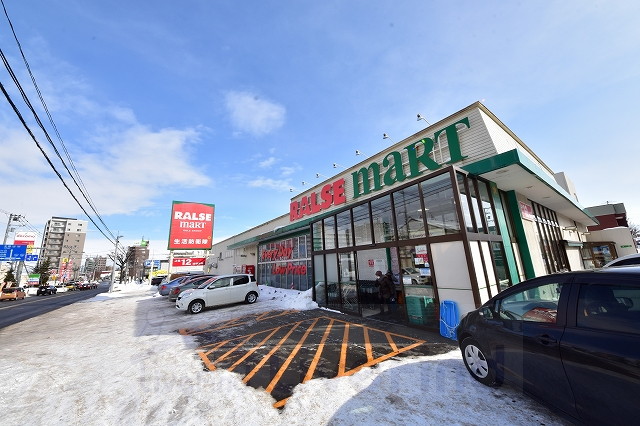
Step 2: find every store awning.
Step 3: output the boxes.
[226,216,315,250]
[463,149,598,226]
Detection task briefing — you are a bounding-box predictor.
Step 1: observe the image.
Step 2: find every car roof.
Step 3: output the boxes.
[603,253,640,267]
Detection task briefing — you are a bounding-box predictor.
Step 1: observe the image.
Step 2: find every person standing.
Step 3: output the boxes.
[375,270,395,314]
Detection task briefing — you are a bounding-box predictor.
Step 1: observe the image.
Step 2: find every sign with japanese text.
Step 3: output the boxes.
[167,201,215,250]
[172,257,206,267]
[0,244,27,261]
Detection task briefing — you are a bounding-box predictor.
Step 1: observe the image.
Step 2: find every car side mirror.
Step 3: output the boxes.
[479,307,493,319]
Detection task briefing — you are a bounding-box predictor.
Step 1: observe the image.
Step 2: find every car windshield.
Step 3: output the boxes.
[2,288,17,293]
[404,267,419,274]
[197,277,218,289]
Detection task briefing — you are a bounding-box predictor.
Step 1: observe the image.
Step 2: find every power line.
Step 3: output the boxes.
[0,78,115,245]
[0,0,116,243]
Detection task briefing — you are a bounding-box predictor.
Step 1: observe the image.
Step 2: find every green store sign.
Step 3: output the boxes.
[289,117,470,222]
[351,117,469,198]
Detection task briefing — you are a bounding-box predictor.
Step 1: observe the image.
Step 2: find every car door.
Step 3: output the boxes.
[485,276,577,418]
[204,277,233,306]
[229,275,250,303]
[560,276,640,425]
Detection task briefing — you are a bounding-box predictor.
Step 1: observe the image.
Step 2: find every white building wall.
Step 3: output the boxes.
[431,241,476,316]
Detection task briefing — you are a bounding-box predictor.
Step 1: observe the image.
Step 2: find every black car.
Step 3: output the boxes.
[37,285,58,296]
[457,266,639,425]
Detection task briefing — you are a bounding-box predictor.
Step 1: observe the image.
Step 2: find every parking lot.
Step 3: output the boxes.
[180,309,457,407]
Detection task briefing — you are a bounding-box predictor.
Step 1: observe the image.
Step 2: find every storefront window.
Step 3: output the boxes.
[339,252,358,312]
[531,202,569,273]
[456,173,475,233]
[312,221,324,251]
[478,181,497,234]
[314,254,326,305]
[393,184,426,240]
[324,217,336,250]
[371,195,396,243]
[421,172,460,236]
[492,242,511,292]
[336,210,352,248]
[352,204,372,246]
[258,235,312,291]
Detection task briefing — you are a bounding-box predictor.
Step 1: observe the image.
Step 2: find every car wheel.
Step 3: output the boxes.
[411,279,418,285]
[188,300,204,314]
[245,292,258,304]
[461,337,499,386]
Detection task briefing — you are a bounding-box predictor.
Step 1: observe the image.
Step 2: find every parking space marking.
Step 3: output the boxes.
[181,311,427,408]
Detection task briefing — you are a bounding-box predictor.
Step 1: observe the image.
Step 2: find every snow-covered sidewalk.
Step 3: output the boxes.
[0,284,567,425]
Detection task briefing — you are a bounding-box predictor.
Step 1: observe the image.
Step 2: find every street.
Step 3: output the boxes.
[0,282,109,329]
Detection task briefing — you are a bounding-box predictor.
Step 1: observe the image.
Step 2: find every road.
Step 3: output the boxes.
[0,282,110,329]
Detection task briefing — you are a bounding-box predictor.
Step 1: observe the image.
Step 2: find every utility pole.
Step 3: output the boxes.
[109,235,122,293]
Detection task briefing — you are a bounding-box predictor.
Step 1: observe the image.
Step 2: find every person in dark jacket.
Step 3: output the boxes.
[375,270,395,314]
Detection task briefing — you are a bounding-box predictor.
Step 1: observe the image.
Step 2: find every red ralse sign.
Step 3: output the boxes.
[168,201,215,250]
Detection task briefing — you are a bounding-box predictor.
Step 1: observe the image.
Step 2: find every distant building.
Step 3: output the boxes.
[41,217,87,281]
[84,256,107,280]
[126,242,149,280]
[586,203,629,231]
[582,202,636,267]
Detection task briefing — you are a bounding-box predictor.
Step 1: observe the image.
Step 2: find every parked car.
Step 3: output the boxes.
[603,252,640,267]
[456,266,640,425]
[176,274,258,314]
[150,275,167,286]
[1,286,26,301]
[159,275,197,296]
[37,285,58,296]
[168,275,217,302]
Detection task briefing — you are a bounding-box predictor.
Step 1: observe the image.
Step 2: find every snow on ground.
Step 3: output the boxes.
[0,283,568,425]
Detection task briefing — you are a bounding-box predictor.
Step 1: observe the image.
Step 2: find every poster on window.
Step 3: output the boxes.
[167,201,215,250]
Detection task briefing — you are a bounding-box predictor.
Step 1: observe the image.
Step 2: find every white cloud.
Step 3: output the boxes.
[224,91,286,137]
[246,177,291,192]
[258,157,277,168]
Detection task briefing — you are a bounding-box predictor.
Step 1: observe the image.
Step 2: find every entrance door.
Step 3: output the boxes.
[355,247,400,318]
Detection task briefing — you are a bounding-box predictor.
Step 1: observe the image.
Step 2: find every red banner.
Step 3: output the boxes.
[168,201,215,250]
[172,257,206,267]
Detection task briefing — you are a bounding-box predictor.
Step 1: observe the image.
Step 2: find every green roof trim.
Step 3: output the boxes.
[226,216,315,250]
[463,149,597,222]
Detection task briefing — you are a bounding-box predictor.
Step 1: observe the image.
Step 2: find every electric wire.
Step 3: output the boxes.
[0,0,115,241]
[0,78,115,245]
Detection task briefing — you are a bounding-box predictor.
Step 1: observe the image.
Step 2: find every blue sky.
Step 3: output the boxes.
[1,1,639,260]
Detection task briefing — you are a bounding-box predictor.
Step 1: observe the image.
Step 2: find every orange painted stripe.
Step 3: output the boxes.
[201,337,234,356]
[303,318,334,383]
[242,321,303,384]
[385,331,399,352]
[212,332,259,364]
[228,326,282,372]
[197,351,217,371]
[273,397,289,409]
[364,326,373,362]
[337,323,350,377]
[265,317,319,393]
[342,341,425,376]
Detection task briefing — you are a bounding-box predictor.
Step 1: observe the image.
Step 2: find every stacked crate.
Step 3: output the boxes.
[406,295,436,325]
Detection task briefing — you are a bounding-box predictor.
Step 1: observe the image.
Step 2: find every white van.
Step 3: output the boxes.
[175,273,258,314]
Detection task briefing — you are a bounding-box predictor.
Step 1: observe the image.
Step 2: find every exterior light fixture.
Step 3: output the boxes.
[315,173,328,178]
[355,150,365,156]
[382,133,394,143]
[333,163,345,169]
[417,113,431,125]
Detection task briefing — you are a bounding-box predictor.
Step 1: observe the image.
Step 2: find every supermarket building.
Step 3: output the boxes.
[206,102,604,328]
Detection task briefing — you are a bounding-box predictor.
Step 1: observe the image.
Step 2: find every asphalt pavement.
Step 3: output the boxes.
[180,308,458,408]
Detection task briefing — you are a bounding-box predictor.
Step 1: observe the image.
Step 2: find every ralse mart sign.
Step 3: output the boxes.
[290,117,469,221]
